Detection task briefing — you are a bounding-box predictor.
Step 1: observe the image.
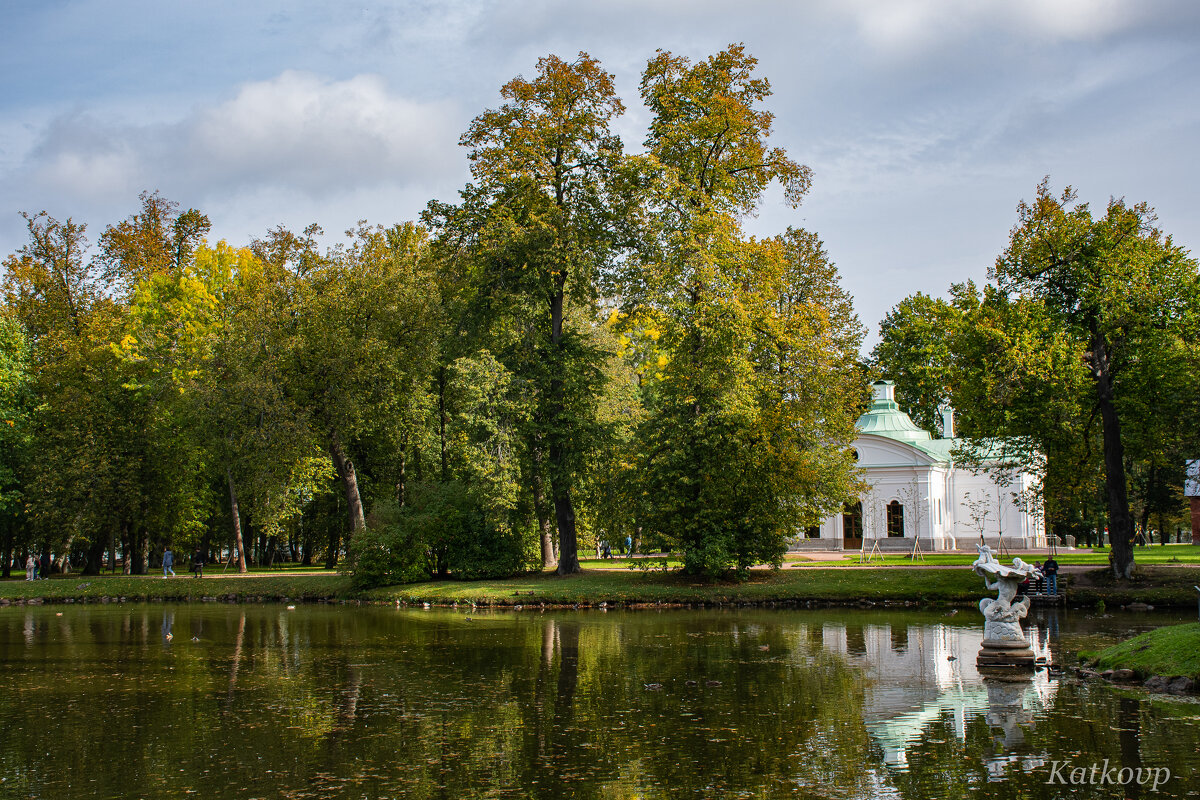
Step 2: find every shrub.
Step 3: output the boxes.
[348,483,536,589]
[347,500,431,589]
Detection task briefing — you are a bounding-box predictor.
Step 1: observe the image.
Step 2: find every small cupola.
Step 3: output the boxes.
[856,380,933,443]
[871,380,897,405]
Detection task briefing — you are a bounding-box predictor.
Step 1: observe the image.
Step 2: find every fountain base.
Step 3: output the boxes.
[977,638,1037,673]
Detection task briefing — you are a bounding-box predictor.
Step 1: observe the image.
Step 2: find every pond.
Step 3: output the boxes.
[0,603,1196,799]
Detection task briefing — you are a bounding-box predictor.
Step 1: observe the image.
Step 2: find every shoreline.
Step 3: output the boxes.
[2,564,1198,610]
[1077,623,1200,695]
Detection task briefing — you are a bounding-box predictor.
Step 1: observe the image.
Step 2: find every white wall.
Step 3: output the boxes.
[797,435,1046,551]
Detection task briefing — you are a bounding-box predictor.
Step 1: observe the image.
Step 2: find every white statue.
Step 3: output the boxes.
[972,544,1040,643]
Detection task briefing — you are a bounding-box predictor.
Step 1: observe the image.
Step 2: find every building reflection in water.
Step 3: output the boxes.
[815,619,1057,771]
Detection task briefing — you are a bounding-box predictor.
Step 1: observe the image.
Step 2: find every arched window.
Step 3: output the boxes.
[887,501,905,537]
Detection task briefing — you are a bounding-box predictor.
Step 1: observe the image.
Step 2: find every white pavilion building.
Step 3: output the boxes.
[793,380,1046,552]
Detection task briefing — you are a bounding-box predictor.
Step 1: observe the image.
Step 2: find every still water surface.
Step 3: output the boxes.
[0,603,1197,799]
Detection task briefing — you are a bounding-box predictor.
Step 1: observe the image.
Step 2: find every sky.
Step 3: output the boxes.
[3,0,1199,348]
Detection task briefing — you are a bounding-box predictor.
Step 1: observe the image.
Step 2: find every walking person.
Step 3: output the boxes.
[1043,554,1060,596]
[162,548,175,578]
[192,548,204,578]
[39,552,50,580]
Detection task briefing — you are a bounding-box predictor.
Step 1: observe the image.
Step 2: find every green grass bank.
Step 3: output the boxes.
[363,566,984,606]
[1082,623,1200,681]
[3,562,1199,608]
[1062,565,1200,607]
[0,567,984,607]
[0,574,350,604]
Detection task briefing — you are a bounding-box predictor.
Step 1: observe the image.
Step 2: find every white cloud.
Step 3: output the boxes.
[183,71,460,193]
[834,0,1142,51]
[4,1,1200,345]
[8,71,463,209]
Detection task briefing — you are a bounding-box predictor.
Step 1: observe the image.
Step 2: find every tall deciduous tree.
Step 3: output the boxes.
[0,314,33,576]
[627,45,862,576]
[285,222,442,566]
[429,52,629,574]
[2,210,122,572]
[92,196,217,573]
[120,239,327,572]
[993,182,1200,577]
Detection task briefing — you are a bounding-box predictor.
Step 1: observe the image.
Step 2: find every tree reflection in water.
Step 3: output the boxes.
[0,605,1197,799]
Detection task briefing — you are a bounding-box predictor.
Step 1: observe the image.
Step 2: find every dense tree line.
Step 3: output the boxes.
[0,46,867,582]
[871,181,1200,577]
[8,51,1194,585]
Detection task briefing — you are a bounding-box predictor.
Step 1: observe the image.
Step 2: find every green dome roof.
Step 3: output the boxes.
[856,381,934,444]
[856,381,1009,464]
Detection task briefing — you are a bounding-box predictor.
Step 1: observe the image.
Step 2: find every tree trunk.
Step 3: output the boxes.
[549,279,580,575]
[329,429,366,534]
[83,534,107,575]
[325,526,341,570]
[226,467,248,573]
[121,523,131,574]
[550,449,579,574]
[538,509,556,570]
[139,531,150,575]
[531,452,557,571]
[128,526,148,574]
[1090,331,1134,578]
[301,533,312,566]
[397,449,406,506]
[1,525,11,579]
[438,367,449,482]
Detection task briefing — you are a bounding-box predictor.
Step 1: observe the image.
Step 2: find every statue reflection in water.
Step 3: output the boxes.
[984,679,1035,749]
[981,671,1056,781]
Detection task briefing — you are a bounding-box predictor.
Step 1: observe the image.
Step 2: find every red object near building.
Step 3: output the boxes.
[1191,497,1200,546]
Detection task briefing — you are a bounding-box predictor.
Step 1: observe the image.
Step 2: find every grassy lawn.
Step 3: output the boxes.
[0,573,350,603]
[581,544,1200,571]
[363,566,983,605]
[1082,623,1200,680]
[1065,565,1200,607]
[0,566,984,606]
[3,559,1199,608]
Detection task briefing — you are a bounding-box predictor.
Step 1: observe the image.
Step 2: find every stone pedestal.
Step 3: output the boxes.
[977,638,1037,673]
